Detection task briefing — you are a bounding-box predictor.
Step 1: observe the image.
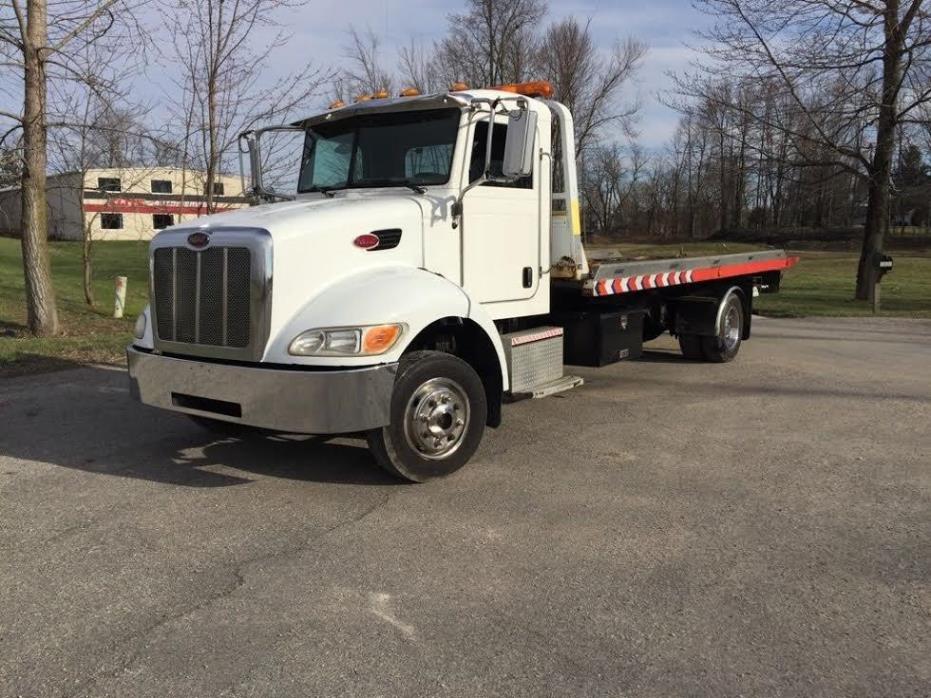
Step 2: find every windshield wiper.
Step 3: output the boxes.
[350,179,428,194]
[303,185,338,198]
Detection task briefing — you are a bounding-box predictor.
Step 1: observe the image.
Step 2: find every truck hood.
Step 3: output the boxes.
[176,192,429,342]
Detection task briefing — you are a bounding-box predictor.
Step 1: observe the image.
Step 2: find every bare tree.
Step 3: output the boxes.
[537,18,646,155]
[340,26,393,98]
[0,0,147,335]
[433,0,546,87]
[398,39,441,94]
[0,142,20,187]
[166,0,329,212]
[693,0,931,298]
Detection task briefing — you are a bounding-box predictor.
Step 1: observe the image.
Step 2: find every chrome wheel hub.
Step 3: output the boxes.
[722,304,741,351]
[403,378,470,460]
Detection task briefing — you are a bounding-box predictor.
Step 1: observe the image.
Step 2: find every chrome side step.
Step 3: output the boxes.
[530,374,584,399]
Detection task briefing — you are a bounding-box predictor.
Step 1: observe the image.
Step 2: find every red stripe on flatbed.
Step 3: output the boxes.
[588,256,799,296]
[687,257,800,284]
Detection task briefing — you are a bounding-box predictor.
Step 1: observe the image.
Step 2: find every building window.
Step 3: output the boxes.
[209,182,225,196]
[97,177,121,192]
[152,214,174,229]
[151,179,173,194]
[100,213,123,229]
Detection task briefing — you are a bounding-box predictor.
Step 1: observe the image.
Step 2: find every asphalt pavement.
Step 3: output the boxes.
[1,316,928,697]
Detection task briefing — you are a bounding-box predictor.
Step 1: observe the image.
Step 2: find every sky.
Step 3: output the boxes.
[0,0,709,155]
[251,0,710,149]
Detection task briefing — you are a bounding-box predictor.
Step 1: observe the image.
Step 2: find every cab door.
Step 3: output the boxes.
[461,114,540,303]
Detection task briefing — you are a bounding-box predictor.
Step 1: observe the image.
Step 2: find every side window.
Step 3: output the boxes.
[469,120,533,189]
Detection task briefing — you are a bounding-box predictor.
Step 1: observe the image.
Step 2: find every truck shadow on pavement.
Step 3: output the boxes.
[0,364,402,488]
[168,433,404,487]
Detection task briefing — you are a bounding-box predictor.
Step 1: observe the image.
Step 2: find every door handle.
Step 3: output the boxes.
[522,266,533,288]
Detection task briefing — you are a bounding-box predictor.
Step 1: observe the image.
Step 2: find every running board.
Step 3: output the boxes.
[530,375,584,398]
[501,326,585,402]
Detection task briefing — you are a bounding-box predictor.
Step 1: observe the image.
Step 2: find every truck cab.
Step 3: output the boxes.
[128,81,796,481]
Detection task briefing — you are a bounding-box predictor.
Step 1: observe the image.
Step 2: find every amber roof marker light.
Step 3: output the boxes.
[490,80,555,99]
[450,81,470,91]
[399,87,420,97]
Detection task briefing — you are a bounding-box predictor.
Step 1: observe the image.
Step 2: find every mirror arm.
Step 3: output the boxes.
[238,125,304,204]
[452,98,504,229]
[483,98,498,180]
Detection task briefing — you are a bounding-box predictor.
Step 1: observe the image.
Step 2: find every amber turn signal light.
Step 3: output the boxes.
[362,324,403,354]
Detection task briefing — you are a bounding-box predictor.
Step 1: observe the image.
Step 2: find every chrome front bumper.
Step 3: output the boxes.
[127,346,397,434]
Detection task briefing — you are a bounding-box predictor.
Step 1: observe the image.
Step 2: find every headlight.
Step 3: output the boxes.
[289,324,404,356]
[133,312,147,339]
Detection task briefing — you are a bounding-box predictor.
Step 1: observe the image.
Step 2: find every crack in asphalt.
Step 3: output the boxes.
[65,490,392,698]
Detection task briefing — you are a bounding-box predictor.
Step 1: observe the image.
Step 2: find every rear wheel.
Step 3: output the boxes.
[701,292,743,362]
[367,351,487,482]
[678,333,704,360]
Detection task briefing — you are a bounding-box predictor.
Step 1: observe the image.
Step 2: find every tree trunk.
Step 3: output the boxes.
[718,129,728,235]
[205,83,217,213]
[20,0,59,336]
[856,0,902,300]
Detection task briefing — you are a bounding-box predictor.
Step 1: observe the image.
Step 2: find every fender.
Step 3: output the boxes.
[264,266,509,389]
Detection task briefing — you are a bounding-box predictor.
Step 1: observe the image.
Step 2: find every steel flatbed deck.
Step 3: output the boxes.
[579,249,799,297]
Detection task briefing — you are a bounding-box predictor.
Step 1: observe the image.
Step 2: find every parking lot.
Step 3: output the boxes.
[1,316,928,697]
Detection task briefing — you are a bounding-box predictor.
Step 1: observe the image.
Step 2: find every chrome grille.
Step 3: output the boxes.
[153,246,252,348]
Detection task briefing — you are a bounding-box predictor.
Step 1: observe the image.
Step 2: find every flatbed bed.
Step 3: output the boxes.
[581,249,799,297]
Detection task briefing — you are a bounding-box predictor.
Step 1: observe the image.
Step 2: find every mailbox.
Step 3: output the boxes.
[874,253,894,281]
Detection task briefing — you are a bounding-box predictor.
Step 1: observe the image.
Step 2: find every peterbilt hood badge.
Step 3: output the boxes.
[187,231,210,248]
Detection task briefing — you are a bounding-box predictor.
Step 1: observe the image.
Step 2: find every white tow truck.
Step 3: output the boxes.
[128,80,798,481]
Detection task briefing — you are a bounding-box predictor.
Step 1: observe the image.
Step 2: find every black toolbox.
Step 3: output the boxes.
[552,310,644,367]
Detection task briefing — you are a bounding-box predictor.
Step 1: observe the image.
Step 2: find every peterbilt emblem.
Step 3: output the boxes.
[187,231,210,248]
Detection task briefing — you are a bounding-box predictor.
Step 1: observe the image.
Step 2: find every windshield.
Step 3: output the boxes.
[298,108,462,193]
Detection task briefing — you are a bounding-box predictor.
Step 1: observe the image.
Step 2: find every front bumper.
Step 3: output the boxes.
[127,346,397,434]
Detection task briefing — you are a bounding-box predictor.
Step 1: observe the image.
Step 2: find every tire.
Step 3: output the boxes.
[701,292,743,363]
[188,415,265,439]
[366,350,487,482]
[678,333,704,360]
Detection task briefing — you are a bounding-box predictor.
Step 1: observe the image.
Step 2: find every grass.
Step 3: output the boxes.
[0,237,148,376]
[1,236,929,376]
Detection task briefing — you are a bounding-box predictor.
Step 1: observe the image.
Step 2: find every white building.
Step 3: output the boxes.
[0,167,249,241]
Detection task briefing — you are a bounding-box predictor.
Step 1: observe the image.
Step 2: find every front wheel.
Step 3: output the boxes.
[367,351,487,482]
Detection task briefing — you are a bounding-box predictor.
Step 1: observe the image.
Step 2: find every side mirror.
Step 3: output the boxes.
[501,109,537,179]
